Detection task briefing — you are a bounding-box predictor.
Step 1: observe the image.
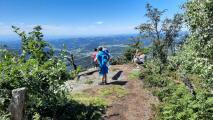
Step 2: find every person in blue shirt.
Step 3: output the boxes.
[96,47,110,85]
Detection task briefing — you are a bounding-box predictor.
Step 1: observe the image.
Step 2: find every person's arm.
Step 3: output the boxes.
[95,53,100,65]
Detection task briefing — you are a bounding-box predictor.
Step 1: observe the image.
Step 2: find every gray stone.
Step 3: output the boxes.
[9,87,26,120]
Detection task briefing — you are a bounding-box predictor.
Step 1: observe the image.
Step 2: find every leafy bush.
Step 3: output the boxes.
[0,26,71,119]
[142,60,213,119]
[179,0,213,89]
[110,56,128,65]
[144,74,169,88]
[0,26,106,119]
[123,36,149,62]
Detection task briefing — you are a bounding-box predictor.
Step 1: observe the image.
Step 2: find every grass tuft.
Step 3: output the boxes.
[69,92,107,107]
[99,86,128,98]
[128,70,141,80]
[84,79,94,84]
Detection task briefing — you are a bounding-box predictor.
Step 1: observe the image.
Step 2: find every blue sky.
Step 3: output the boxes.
[0,0,186,37]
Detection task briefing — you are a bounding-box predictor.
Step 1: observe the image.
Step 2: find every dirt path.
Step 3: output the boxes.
[67,64,158,120]
[103,65,158,120]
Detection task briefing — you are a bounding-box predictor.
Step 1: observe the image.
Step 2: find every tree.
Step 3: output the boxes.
[162,14,183,55]
[136,3,183,73]
[12,26,54,64]
[185,0,213,62]
[136,3,166,58]
[124,36,146,61]
[174,0,213,89]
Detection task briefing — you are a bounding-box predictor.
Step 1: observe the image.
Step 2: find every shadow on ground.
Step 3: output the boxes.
[107,81,128,86]
[112,71,123,80]
[104,113,120,119]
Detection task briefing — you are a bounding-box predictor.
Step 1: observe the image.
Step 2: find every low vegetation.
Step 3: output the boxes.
[142,61,212,119]
[133,1,213,119]
[0,26,105,120]
[128,69,141,80]
[84,79,94,84]
[99,86,128,98]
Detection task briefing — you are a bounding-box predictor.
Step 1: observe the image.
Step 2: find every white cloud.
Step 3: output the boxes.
[0,23,137,37]
[95,21,104,25]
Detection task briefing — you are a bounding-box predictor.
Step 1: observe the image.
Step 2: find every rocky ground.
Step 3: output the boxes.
[65,64,158,120]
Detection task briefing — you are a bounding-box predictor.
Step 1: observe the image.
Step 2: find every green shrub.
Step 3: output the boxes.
[143,62,213,119]
[67,93,107,120]
[0,26,106,119]
[144,73,169,88]
[153,83,177,102]
[110,56,128,65]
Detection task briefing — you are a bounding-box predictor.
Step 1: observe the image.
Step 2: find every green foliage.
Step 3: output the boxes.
[138,2,213,118]
[143,62,213,120]
[124,48,136,61]
[110,56,128,65]
[124,36,146,61]
[0,26,71,119]
[128,69,141,80]
[137,1,213,119]
[67,93,107,120]
[12,25,54,64]
[0,114,10,120]
[144,74,169,88]
[159,87,213,120]
[0,26,106,119]
[173,0,213,89]
[69,93,107,107]
[185,0,213,61]
[70,66,82,79]
[136,3,183,73]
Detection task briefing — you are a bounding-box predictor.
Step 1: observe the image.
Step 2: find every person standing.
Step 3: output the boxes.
[96,47,110,85]
[92,48,98,68]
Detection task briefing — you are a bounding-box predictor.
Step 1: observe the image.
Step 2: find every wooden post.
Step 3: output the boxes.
[9,87,26,120]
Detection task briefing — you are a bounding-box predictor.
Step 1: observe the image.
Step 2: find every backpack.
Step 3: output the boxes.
[101,51,110,65]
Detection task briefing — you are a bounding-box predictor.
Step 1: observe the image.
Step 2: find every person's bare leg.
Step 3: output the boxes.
[104,74,107,84]
[102,75,105,83]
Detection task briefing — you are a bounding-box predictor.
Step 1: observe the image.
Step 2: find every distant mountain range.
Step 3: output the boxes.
[0,34,151,54]
[0,34,151,68]
[0,32,187,68]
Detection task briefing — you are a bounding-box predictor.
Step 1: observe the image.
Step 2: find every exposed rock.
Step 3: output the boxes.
[9,87,26,120]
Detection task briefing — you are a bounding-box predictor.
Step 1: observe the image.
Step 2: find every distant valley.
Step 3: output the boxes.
[0,34,151,67]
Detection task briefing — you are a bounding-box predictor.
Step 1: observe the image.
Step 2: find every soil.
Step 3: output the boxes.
[67,64,159,120]
[102,65,158,120]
